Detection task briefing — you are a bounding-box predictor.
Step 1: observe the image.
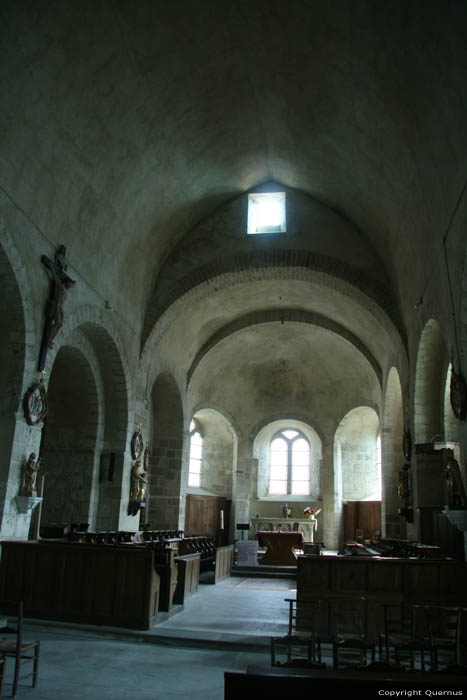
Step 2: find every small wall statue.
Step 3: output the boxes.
[398,463,411,509]
[128,460,148,516]
[20,452,40,497]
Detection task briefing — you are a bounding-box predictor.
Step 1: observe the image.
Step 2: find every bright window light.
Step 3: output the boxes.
[247,192,286,234]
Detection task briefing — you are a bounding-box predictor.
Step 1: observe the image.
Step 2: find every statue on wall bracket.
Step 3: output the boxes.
[38,245,76,372]
[128,460,147,516]
[23,378,48,426]
[402,428,412,463]
[20,452,41,497]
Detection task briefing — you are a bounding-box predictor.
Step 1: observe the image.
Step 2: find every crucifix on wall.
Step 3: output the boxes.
[38,245,76,372]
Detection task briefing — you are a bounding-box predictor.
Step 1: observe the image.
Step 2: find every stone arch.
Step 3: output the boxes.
[40,344,100,526]
[187,309,382,389]
[142,250,405,348]
[44,305,131,448]
[381,367,405,538]
[414,319,449,443]
[140,265,407,376]
[147,371,184,529]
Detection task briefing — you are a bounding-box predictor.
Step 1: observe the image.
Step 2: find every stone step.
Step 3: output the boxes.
[230,564,297,579]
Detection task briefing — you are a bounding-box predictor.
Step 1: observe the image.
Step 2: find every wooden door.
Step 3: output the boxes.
[185,494,231,544]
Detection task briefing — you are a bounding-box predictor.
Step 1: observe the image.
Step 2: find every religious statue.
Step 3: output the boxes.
[445,459,467,506]
[128,461,148,516]
[20,452,40,497]
[282,503,291,518]
[398,463,411,508]
[38,245,76,371]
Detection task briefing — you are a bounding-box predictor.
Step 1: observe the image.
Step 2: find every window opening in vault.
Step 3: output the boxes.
[269,429,310,495]
[188,420,203,488]
[247,191,286,234]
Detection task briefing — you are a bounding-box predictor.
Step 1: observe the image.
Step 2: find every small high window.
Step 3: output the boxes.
[247,192,286,234]
[188,419,203,488]
[269,429,310,495]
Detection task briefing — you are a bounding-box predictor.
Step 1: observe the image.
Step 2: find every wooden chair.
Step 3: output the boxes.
[270,598,324,668]
[378,603,430,671]
[426,605,464,672]
[0,601,40,697]
[330,596,375,669]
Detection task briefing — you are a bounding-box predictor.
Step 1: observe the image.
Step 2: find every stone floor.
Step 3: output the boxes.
[6,578,294,699]
[5,577,464,699]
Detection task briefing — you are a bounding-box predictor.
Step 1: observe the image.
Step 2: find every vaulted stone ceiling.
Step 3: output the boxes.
[2,1,466,410]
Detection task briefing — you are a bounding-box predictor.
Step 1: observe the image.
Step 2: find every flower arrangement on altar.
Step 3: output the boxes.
[303,506,322,517]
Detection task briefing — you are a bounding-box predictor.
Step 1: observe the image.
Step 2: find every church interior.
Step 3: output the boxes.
[1,0,467,696]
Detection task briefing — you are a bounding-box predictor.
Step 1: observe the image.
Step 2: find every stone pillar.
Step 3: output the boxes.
[96,451,129,531]
[413,443,452,546]
[322,441,341,550]
[231,438,252,537]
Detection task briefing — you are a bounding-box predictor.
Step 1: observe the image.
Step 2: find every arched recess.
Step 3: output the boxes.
[252,418,323,539]
[45,316,130,531]
[40,346,99,526]
[381,367,405,539]
[182,407,237,542]
[147,372,184,529]
[414,319,448,443]
[334,406,381,544]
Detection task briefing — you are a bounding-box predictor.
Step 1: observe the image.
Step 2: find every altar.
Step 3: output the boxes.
[251,517,317,542]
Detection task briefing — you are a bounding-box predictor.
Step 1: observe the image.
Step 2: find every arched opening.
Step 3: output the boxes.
[381,367,406,538]
[335,406,381,542]
[40,346,99,526]
[252,418,323,540]
[147,372,184,529]
[182,407,236,543]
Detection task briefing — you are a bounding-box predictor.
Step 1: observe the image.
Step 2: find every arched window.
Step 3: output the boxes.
[188,419,203,488]
[269,429,310,495]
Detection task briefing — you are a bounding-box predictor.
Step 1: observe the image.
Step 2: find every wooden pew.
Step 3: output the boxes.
[173,553,201,604]
[152,546,178,612]
[214,544,234,582]
[0,540,160,629]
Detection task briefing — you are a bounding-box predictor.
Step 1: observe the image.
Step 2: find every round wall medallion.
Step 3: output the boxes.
[131,430,144,460]
[24,380,48,426]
